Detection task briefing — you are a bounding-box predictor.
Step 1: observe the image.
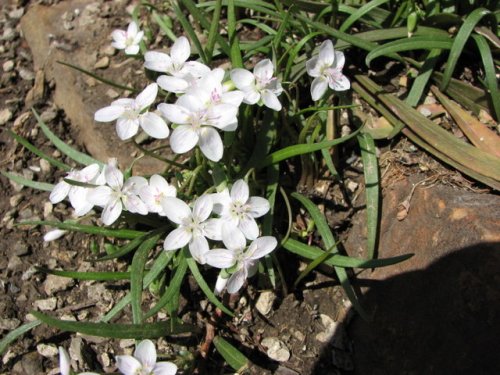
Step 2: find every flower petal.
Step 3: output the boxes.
[116,118,140,140]
[198,126,223,162]
[214,274,228,294]
[227,269,247,294]
[134,340,156,369]
[102,199,122,225]
[140,112,170,139]
[171,36,190,66]
[125,45,140,55]
[157,75,189,94]
[135,83,158,110]
[50,181,70,203]
[150,174,176,197]
[306,56,320,77]
[116,355,143,375]
[253,59,274,81]
[124,194,148,215]
[205,249,237,268]
[222,223,246,251]
[80,164,100,182]
[247,196,270,217]
[246,236,278,260]
[311,76,328,101]
[169,125,199,154]
[203,218,223,241]
[329,73,351,91]
[230,179,249,203]
[189,235,209,264]
[176,93,204,113]
[230,68,255,89]
[157,103,190,125]
[238,215,260,240]
[242,87,260,104]
[221,90,245,107]
[261,90,282,111]
[207,104,238,129]
[58,347,71,375]
[153,362,178,375]
[183,61,211,77]
[127,21,139,37]
[334,50,345,70]
[105,164,123,189]
[86,186,113,206]
[94,105,125,122]
[319,40,335,66]
[192,194,213,222]
[163,227,191,250]
[144,51,172,73]
[161,197,191,224]
[44,229,67,242]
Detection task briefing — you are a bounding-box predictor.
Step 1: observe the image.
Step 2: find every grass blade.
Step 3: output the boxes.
[213,336,249,372]
[405,48,442,107]
[173,3,208,64]
[228,0,243,68]
[1,171,54,192]
[37,268,130,280]
[340,0,390,32]
[0,320,42,355]
[205,0,222,62]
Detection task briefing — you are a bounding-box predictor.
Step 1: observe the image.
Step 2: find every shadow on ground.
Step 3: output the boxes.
[313,242,500,375]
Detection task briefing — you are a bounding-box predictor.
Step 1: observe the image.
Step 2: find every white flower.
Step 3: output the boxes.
[116,340,177,375]
[111,21,144,55]
[94,83,169,140]
[58,347,99,375]
[139,174,177,215]
[144,36,210,94]
[188,68,245,108]
[49,163,101,216]
[230,59,283,111]
[306,40,350,101]
[87,161,148,225]
[162,195,220,264]
[205,225,278,294]
[212,179,270,240]
[158,92,238,162]
[44,229,68,242]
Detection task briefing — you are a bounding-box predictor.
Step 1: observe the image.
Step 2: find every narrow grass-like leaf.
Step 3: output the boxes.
[405,49,442,108]
[0,320,42,355]
[185,248,233,316]
[228,0,243,68]
[357,133,379,259]
[440,8,491,91]
[57,61,137,92]
[340,0,390,32]
[432,86,500,157]
[365,35,452,67]
[8,130,71,171]
[1,171,54,192]
[151,11,177,43]
[294,242,337,288]
[283,238,413,269]
[213,336,250,372]
[33,109,103,167]
[131,233,161,324]
[173,3,207,64]
[205,0,222,62]
[93,233,152,261]
[262,164,279,288]
[18,220,145,239]
[471,34,500,120]
[291,192,368,319]
[31,311,198,338]
[101,251,174,323]
[37,268,130,280]
[144,254,188,320]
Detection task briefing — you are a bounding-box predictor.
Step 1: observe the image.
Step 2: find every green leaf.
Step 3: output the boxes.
[205,0,222,62]
[173,3,208,64]
[228,0,243,68]
[8,130,71,171]
[340,0,390,32]
[131,234,161,324]
[37,268,130,281]
[405,49,442,108]
[357,133,380,259]
[31,311,198,338]
[213,336,250,372]
[92,233,150,261]
[440,8,491,91]
[294,241,337,288]
[0,320,42,355]
[1,171,54,192]
[33,109,103,167]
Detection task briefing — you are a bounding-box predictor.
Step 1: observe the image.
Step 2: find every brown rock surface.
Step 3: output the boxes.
[20,1,165,174]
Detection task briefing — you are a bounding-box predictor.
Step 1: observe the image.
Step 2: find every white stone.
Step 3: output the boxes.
[34,297,57,311]
[261,337,290,362]
[37,343,58,358]
[0,108,13,125]
[255,291,276,316]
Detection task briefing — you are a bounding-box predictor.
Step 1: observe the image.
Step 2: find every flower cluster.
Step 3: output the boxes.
[59,339,177,375]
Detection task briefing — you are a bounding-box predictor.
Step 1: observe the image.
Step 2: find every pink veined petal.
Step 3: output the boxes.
[123,176,148,195]
[139,186,161,213]
[144,51,173,73]
[221,90,245,107]
[133,31,144,45]
[311,76,329,101]
[50,180,70,203]
[86,186,113,206]
[247,196,270,218]
[306,56,320,77]
[253,59,274,81]
[334,50,346,70]
[153,362,178,375]
[125,44,140,55]
[134,340,157,369]
[80,164,100,182]
[157,103,191,125]
[238,215,260,240]
[163,227,191,251]
[150,175,176,197]
[112,40,126,50]
[104,164,123,189]
[189,235,210,264]
[72,200,94,217]
[124,194,148,215]
[170,36,190,66]
[207,103,238,129]
[69,186,88,210]
[157,75,189,94]
[221,223,247,252]
[182,61,211,78]
[135,83,158,110]
[211,189,231,215]
[230,68,255,89]
[198,126,223,162]
[58,347,71,375]
[192,194,213,222]
[176,93,205,113]
[205,249,237,268]
[203,218,223,241]
[319,40,335,67]
[116,118,140,140]
[246,236,278,260]
[94,105,125,122]
[140,112,170,139]
[329,73,351,91]
[111,29,126,44]
[169,125,199,154]
[161,197,191,224]
[102,198,123,225]
[127,21,139,37]
[226,268,248,294]
[210,67,225,83]
[242,87,260,105]
[111,98,135,107]
[261,90,282,111]
[116,355,143,375]
[230,179,249,204]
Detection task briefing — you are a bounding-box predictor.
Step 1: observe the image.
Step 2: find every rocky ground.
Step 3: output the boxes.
[1,1,499,374]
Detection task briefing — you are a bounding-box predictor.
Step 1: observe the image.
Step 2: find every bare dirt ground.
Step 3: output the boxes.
[1,1,499,374]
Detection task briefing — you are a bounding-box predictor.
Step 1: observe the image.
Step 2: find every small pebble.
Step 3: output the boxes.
[0,108,13,125]
[36,344,58,358]
[34,297,58,311]
[106,88,120,99]
[3,60,14,72]
[94,56,110,69]
[13,112,31,128]
[261,337,290,362]
[41,109,57,123]
[256,291,276,316]
[19,68,35,81]
[40,159,51,173]
[0,318,21,330]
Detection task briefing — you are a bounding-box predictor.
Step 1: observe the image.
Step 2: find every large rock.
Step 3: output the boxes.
[340,176,500,374]
[20,1,165,174]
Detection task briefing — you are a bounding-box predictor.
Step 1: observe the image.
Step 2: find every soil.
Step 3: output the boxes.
[1,1,499,375]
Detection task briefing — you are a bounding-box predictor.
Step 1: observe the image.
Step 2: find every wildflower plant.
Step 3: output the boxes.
[11,0,497,372]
